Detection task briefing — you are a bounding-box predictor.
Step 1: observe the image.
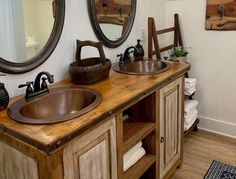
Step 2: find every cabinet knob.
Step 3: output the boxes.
[160,137,165,143]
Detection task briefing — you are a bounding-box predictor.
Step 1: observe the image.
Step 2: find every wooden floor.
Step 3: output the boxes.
[171,130,236,179]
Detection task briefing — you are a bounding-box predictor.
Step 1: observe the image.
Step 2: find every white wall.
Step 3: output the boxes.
[166,0,236,138]
[1,0,166,97]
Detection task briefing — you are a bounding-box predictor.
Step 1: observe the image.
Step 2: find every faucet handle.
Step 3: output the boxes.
[18,81,33,89]
[18,81,34,99]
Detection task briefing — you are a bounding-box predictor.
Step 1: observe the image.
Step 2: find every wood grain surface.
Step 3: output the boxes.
[206,0,236,30]
[0,62,189,152]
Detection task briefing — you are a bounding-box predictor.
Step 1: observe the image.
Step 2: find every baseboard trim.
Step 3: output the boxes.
[198,115,236,139]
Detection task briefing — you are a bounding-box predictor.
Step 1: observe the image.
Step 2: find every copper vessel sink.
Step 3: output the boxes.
[113,60,172,75]
[8,87,102,124]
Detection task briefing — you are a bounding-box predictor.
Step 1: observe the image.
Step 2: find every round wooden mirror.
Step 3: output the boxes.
[88,0,136,48]
[0,0,65,74]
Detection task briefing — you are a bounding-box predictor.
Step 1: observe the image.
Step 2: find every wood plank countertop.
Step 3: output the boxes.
[0,62,190,153]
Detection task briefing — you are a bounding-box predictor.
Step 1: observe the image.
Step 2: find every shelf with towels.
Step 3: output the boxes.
[124,154,156,179]
[116,91,157,178]
[184,75,199,136]
[123,121,155,153]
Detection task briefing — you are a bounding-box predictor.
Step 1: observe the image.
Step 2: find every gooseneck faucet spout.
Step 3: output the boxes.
[123,46,135,63]
[117,46,136,65]
[34,71,54,93]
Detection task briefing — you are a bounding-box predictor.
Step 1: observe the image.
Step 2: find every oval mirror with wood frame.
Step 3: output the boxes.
[0,0,65,74]
[88,0,136,48]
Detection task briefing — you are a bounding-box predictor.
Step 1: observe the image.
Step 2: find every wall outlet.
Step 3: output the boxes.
[137,27,145,41]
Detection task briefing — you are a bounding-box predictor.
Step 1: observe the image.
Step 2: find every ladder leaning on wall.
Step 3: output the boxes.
[147,13,199,136]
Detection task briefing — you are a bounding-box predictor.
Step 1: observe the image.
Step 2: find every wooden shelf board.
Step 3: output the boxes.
[184,118,199,137]
[124,154,156,179]
[123,122,156,153]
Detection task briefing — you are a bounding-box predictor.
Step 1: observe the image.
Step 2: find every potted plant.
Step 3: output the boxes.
[169,46,188,63]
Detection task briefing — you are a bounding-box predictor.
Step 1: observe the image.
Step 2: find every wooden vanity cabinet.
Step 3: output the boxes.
[159,77,184,178]
[63,117,117,179]
[0,65,189,179]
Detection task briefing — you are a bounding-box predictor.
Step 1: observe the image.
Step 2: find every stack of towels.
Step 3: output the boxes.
[185,78,197,96]
[123,141,146,171]
[184,99,198,131]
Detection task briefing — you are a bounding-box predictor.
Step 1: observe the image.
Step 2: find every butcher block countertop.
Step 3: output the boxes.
[0,62,190,153]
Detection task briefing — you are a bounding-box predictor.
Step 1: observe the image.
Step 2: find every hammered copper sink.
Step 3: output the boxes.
[113,60,172,75]
[8,87,103,124]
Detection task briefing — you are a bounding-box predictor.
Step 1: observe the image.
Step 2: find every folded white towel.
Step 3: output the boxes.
[184,100,198,113]
[185,82,196,90]
[185,87,196,96]
[123,142,142,163]
[185,85,195,92]
[123,147,146,171]
[184,107,197,118]
[185,78,196,84]
[184,112,198,131]
[185,109,198,126]
[123,114,129,121]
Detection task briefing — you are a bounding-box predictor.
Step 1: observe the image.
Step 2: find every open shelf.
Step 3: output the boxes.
[123,121,156,153]
[124,154,156,179]
[117,91,157,179]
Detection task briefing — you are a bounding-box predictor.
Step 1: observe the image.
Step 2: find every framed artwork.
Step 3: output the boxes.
[206,0,236,30]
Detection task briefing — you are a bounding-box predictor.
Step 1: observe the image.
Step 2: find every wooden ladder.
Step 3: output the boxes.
[148,14,200,136]
[148,13,183,60]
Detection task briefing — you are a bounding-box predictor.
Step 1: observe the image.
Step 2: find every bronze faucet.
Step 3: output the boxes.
[117,40,145,64]
[19,71,54,100]
[117,46,135,64]
[33,71,54,92]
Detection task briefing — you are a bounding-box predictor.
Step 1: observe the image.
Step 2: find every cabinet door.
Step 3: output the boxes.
[0,141,38,179]
[63,117,117,179]
[159,77,183,178]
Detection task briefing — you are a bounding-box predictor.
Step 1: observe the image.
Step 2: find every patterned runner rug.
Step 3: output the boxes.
[204,160,236,179]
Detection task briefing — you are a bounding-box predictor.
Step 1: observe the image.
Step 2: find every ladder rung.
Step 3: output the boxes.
[160,44,175,52]
[156,27,175,35]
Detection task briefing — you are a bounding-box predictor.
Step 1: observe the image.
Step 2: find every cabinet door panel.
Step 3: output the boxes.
[63,117,117,179]
[164,88,179,166]
[160,77,183,178]
[0,141,38,179]
[75,132,110,179]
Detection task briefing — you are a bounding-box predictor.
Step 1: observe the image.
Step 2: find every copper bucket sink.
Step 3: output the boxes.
[8,87,102,124]
[113,60,172,75]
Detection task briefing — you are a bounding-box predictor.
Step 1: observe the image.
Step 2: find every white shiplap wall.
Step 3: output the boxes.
[166,0,236,138]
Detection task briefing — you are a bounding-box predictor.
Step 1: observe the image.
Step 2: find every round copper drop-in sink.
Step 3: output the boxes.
[113,60,172,75]
[8,87,102,124]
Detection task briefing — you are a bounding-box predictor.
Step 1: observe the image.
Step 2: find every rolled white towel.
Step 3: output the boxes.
[184,113,198,131]
[184,100,198,113]
[185,109,198,126]
[185,78,196,84]
[123,147,146,171]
